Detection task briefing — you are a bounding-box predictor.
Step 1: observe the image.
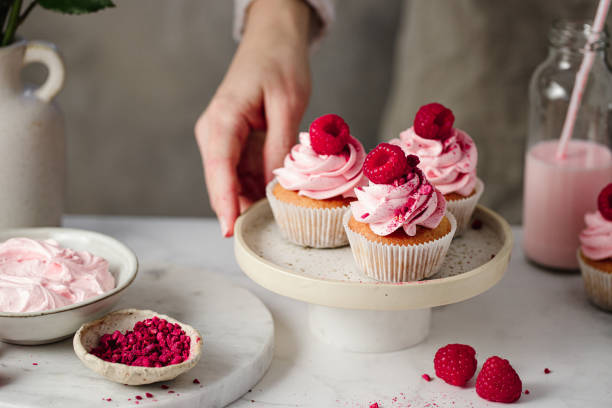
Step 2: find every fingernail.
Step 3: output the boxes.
[220,219,229,237]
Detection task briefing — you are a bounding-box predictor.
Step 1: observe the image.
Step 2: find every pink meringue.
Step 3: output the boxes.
[580,211,612,261]
[350,169,446,236]
[0,238,114,313]
[273,132,367,200]
[391,127,477,196]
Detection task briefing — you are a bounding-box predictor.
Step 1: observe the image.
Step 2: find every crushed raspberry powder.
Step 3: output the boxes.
[90,316,191,367]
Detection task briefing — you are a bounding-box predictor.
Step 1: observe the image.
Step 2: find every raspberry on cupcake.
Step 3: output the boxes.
[390,103,483,236]
[343,143,456,282]
[267,114,367,248]
[578,183,612,311]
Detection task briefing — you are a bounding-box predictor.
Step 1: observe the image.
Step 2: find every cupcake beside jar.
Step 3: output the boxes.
[344,143,456,282]
[391,103,483,236]
[578,183,612,311]
[267,114,367,248]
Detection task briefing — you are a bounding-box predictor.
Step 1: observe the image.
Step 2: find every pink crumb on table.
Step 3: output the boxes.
[193,378,200,384]
[32,363,38,366]
[544,368,551,374]
[369,403,379,408]
[135,395,142,400]
[145,393,153,398]
[422,373,433,382]
[525,390,530,395]
[168,391,175,394]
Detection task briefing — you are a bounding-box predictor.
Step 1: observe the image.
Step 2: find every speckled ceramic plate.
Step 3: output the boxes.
[234,200,513,311]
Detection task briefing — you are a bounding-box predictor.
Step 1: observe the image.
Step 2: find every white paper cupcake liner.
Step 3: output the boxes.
[343,211,457,282]
[445,178,484,237]
[266,180,349,248]
[578,250,612,311]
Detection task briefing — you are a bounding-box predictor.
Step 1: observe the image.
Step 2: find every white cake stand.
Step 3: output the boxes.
[234,200,513,353]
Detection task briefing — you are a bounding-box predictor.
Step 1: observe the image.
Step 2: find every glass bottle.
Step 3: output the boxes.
[523,19,612,270]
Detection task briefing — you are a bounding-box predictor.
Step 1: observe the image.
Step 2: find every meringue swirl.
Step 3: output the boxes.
[391,127,477,196]
[580,211,612,261]
[350,169,446,236]
[273,132,367,200]
[0,238,115,313]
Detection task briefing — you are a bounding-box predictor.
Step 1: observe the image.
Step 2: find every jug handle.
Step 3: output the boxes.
[22,41,65,103]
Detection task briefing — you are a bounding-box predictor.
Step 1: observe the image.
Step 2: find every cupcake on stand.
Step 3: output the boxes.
[578,183,612,311]
[267,114,366,248]
[344,143,456,282]
[391,103,483,235]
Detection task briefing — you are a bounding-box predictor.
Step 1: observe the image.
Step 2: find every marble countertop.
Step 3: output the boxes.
[3,216,612,408]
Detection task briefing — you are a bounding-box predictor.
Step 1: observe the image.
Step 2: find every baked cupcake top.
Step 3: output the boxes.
[273,114,366,200]
[580,183,612,261]
[350,143,446,237]
[390,103,477,196]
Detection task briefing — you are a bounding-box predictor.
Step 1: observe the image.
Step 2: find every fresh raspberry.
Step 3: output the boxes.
[434,344,477,386]
[363,143,407,184]
[309,114,350,155]
[597,183,612,221]
[476,356,522,403]
[414,103,455,140]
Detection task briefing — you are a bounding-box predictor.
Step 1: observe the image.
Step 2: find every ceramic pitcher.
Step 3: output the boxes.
[0,40,65,228]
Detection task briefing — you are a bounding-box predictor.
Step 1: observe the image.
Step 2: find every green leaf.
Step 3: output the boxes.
[38,0,115,14]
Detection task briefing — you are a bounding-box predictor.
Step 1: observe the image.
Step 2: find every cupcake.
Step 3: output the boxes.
[344,143,456,282]
[390,103,483,236]
[578,183,612,311]
[267,114,367,248]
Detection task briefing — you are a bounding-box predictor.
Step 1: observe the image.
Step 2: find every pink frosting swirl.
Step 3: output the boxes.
[273,132,367,199]
[350,169,446,236]
[0,238,114,313]
[580,211,612,261]
[390,127,477,196]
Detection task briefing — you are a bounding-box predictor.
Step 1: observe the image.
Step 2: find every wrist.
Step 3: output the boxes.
[244,0,312,46]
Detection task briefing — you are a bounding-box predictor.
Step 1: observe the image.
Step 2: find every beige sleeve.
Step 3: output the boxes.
[233,0,335,49]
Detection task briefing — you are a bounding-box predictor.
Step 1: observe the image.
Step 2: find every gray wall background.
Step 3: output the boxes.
[21,0,402,217]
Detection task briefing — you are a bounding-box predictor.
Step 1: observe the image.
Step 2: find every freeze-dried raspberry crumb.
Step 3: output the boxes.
[161,385,169,389]
[476,356,522,403]
[471,219,483,230]
[32,363,38,366]
[524,390,530,395]
[544,368,551,374]
[145,393,153,398]
[135,396,142,400]
[370,403,380,408]
[193,378,200,384]
[422,373,432,382]
[434,343,477,386]
[90,316,191,367]
[363,143,407,184]
[309,114,351,155]
[414,103,455,140]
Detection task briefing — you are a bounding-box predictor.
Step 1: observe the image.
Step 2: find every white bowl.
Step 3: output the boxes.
[0,228,138,345]
[74,309,203,385]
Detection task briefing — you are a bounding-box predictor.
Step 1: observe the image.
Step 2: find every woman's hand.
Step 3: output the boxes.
[195,0,313,237]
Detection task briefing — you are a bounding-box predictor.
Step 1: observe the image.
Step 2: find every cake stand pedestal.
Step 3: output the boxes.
[234,200,512,353]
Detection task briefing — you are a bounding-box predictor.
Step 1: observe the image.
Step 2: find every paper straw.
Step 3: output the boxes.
[556,0,611,159]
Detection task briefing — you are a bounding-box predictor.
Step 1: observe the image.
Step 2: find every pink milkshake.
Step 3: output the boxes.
[523,139,612,269]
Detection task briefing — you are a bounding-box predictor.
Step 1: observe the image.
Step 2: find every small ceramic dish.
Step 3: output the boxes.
[74,309,203,385]
[0,228,138,345]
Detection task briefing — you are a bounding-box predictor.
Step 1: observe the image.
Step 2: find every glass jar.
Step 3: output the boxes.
[523,20,612,270]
